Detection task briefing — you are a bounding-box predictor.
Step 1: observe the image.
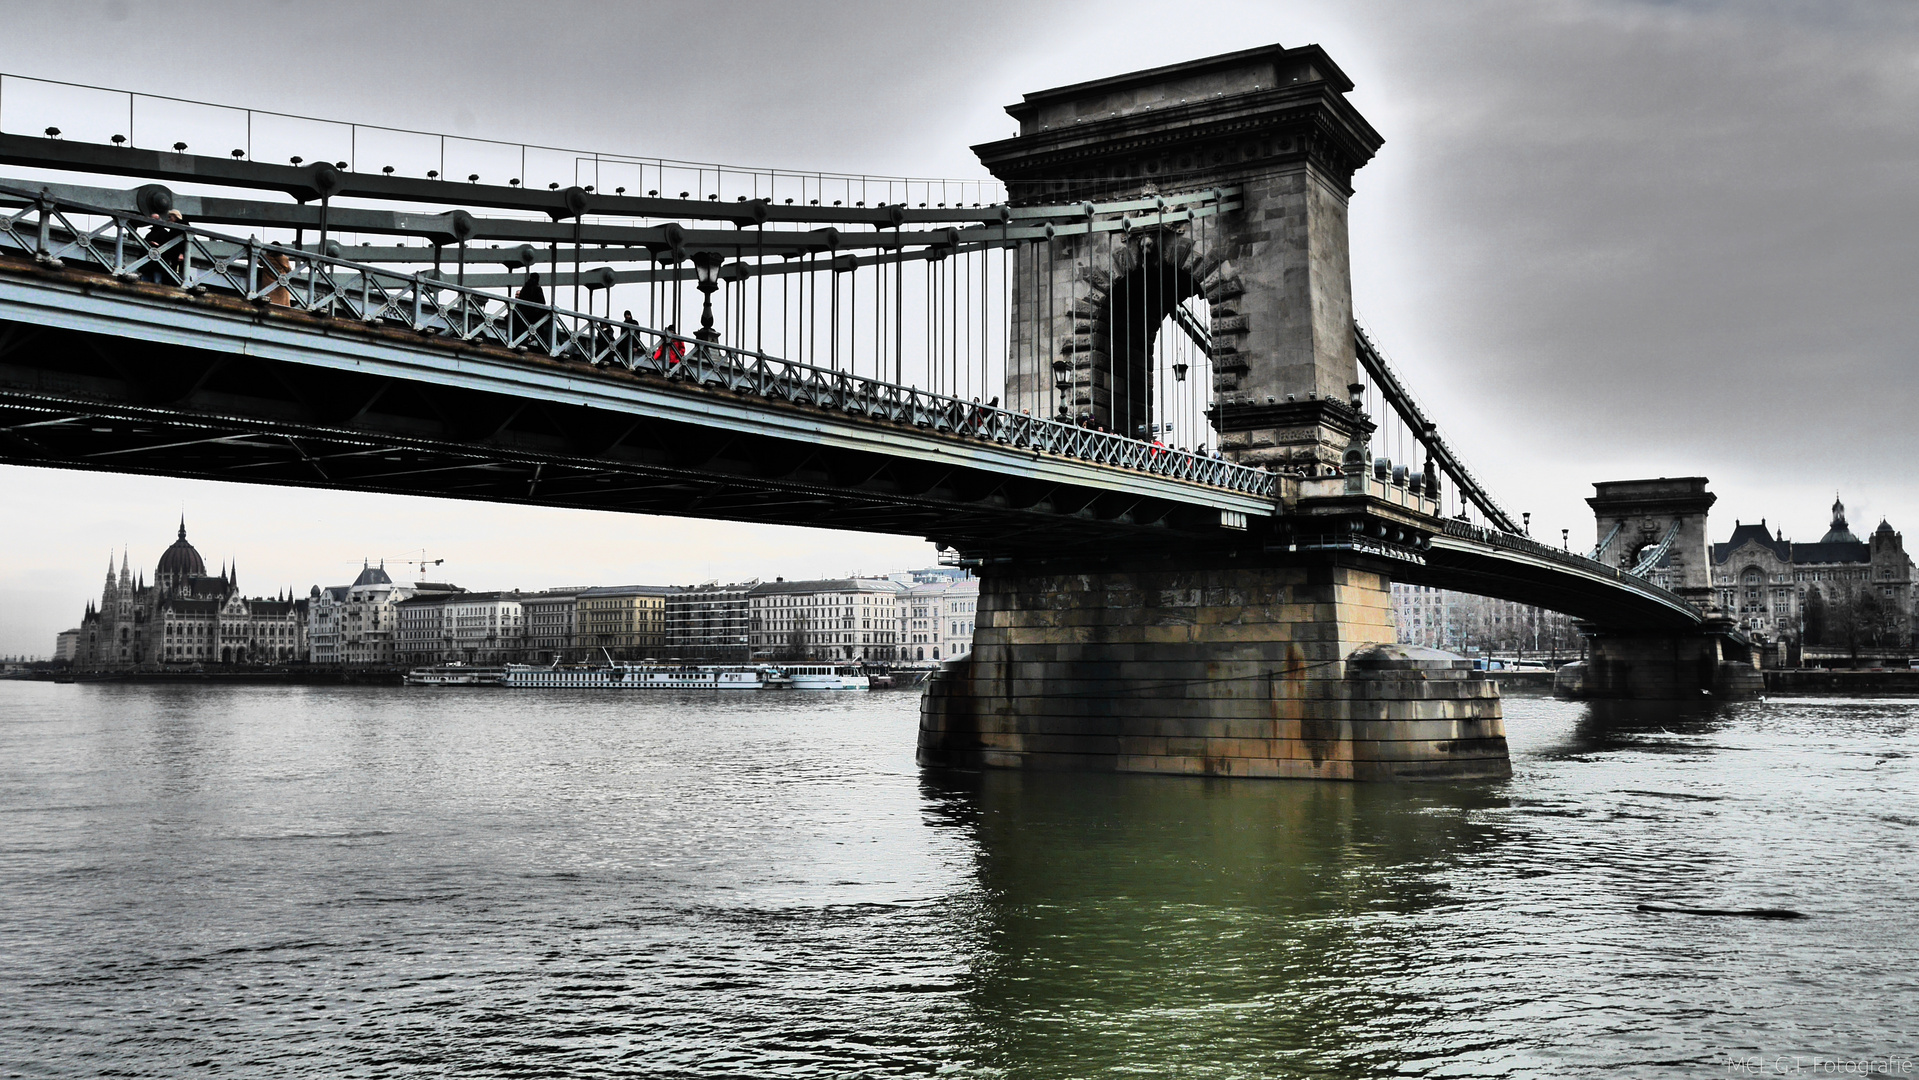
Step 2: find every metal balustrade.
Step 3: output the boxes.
[1440,518,1688,599]
[0,186,1278,499]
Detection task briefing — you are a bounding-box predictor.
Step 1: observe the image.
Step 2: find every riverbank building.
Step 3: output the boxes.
[748,578,902,662]
[1711,496,1915,648]
[76,519,308,669]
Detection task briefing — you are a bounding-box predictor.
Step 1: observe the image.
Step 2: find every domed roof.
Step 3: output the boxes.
[1820,495,1860,544]
[156,517,207,580]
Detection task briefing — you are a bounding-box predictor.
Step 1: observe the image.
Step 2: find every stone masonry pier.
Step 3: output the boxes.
[919,560,1510,781]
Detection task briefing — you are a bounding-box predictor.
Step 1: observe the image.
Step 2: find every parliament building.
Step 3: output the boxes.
[75,519,307,669]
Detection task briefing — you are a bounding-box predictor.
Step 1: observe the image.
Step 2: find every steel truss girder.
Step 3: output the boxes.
[0,190,1277,502]
[0,368,1702,628]
[0,316,1259,557]
[0,177,1237,277]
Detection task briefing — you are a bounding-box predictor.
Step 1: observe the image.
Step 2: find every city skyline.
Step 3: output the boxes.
[40,487,1909,664]
[60,513,978,668]
[5,0,1919,655]
[23,505,947,659]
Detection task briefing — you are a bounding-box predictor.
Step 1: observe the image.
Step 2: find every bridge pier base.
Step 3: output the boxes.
[1553,622,1763,701]
[918,560,1509,781]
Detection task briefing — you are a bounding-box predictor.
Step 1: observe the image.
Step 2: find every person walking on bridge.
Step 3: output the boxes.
[652,324,687,368]
[511,271,547,348]
[606,309,642,365]
[260,246,292,307]
[141,210,188,285]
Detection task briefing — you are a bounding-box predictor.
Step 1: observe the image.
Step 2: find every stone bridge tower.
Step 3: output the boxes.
[920,45,1509,782]
[973,42,1381,467]
[1554,477,1762,700]
[1587,477,1717,604]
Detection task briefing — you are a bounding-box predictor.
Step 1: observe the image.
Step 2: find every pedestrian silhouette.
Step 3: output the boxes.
[511,271,547,345]
[652,323,687,367]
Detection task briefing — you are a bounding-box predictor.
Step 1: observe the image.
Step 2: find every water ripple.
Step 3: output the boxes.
[0,683,1911,1076]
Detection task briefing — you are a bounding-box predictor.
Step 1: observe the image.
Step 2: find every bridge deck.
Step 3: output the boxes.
[0,252,1269,555]
[0,186,1707,631]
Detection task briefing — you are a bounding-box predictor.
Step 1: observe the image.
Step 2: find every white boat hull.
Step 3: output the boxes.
[502,664,768,690]
[405,665,506,686]
[779,665,873,691]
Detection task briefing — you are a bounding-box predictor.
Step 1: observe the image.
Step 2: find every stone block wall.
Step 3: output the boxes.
[920,560,1510,781]
[999,159,1358,471]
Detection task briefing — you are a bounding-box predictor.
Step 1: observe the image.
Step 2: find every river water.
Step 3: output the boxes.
[0,682,1912,1078]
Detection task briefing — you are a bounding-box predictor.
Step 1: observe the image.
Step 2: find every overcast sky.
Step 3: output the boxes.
[3,0,1916,656]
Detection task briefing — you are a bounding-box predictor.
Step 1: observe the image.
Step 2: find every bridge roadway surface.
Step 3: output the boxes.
[0,250,1700,632]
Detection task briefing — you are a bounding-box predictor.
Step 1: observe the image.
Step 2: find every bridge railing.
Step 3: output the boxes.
[0,186,1277,499]
[1439,518,1695,609]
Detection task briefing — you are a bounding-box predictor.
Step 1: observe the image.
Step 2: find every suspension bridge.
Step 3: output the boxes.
[0,43,1757,780]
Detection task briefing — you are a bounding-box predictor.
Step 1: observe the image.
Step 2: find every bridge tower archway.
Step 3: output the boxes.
[975,42,1383,470]
[1070,227,1212,439]
[1586,477,1717,602]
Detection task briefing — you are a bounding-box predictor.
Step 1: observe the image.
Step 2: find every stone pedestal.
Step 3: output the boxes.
[919,560,1509,781]
[1553,624,1763,701]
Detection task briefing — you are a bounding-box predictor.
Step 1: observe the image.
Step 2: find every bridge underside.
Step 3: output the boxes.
[0,260,1267,559]
[1405,540,1699,632]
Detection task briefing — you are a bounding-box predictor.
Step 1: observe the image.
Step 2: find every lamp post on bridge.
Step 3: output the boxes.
[692,251,721,345]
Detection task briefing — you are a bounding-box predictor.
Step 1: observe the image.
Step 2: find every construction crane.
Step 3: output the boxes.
[384,551,445,577]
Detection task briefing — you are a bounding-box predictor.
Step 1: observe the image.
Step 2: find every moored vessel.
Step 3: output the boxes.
[502,663,769,689]
[779,664,872,690]
[404,663,507,687]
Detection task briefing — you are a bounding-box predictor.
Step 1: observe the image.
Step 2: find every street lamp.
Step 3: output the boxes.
[692,251,721,344]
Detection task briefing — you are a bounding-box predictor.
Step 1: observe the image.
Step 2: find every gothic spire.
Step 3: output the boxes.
[178,515,187,541]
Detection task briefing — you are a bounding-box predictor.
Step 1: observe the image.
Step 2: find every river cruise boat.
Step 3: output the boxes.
[404,664,507,687]
[780,664,872,691]
[502,663,769,690]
